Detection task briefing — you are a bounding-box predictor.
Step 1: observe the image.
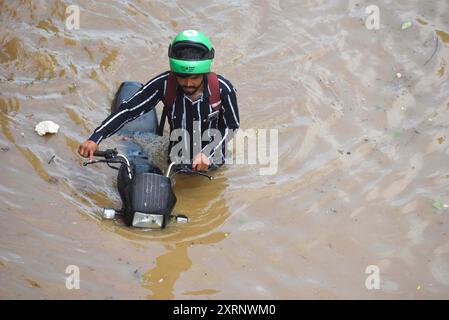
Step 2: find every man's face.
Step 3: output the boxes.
[175,74,204,95]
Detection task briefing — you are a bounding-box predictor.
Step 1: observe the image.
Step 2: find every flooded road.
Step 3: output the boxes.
[1,0,449,299]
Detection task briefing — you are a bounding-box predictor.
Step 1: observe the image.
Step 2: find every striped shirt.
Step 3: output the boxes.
[88,71,240,164]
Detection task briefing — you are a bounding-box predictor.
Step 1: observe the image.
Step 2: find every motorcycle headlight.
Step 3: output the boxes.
[132,212,164,228]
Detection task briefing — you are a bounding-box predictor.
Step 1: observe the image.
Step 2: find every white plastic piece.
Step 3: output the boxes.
[35,121,60,136]
[102,208,116,219]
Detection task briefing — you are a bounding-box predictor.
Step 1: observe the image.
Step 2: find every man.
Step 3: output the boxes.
[78,29,239,172]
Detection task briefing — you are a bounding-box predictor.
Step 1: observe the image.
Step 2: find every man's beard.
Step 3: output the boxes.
[182,81,203,96]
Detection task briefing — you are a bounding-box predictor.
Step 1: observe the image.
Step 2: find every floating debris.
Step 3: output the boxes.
[35,121,59,136]
[396,72,402,78]
[68,83,76,92]
[416,18,428,26]
[47,176,59,184]
[433,201,443,210]
[401,21,412,30]
[48,155,56,164]
[424,33,439,66]
[26,278,41,288]
[158,273,168,283]
[436,30,449,44]
[133,269,141,280]
[432,200,448,210]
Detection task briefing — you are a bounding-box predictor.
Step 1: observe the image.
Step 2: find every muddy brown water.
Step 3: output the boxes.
[1,0,449,299]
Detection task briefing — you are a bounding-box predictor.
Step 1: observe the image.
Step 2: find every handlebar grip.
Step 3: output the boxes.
[93,149,117,159]
[93,150,107,157]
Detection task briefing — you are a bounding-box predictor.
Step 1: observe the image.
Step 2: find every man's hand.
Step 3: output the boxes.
[192,153,210,172]
[78,140,98,161]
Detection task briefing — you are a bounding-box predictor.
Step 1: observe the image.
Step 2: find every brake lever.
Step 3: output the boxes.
[196,172,214,180]
[175,168,213,180]
[83,159,99,166]
[83,159,123,166]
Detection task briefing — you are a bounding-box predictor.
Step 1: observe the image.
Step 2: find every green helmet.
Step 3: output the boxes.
[168,30,215,74]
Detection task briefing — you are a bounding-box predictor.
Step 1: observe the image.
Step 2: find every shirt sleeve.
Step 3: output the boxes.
[207,77,240,161]
[88,72,168,144]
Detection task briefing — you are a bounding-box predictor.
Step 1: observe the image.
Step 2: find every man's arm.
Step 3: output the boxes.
[88,72,168,144]
[79,72,169,160]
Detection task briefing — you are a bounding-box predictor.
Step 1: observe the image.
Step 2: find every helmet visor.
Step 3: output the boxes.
[169,41,214,60]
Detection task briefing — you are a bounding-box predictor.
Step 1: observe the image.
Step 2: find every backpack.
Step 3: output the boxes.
[157,72,222,136]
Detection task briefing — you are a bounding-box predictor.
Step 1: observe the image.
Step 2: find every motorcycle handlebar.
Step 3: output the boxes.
[83,149,124,167]
[86,154,212,179]
[93,149,117,159]
[93,150,107,157]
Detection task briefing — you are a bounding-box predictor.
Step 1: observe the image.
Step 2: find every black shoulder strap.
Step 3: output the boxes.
[157,108,167,136]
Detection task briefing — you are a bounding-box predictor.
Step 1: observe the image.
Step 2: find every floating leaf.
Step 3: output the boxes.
[416,18,428,26]
[26,278,41,288]
[433,200,444,210]
[68,83,76,92]
[436,30,449,44]
[401,21,412,30]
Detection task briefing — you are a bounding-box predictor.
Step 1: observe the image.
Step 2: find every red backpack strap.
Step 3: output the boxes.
[158,72,177,136]
[163,72,177,109]
[207,72,222,111]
